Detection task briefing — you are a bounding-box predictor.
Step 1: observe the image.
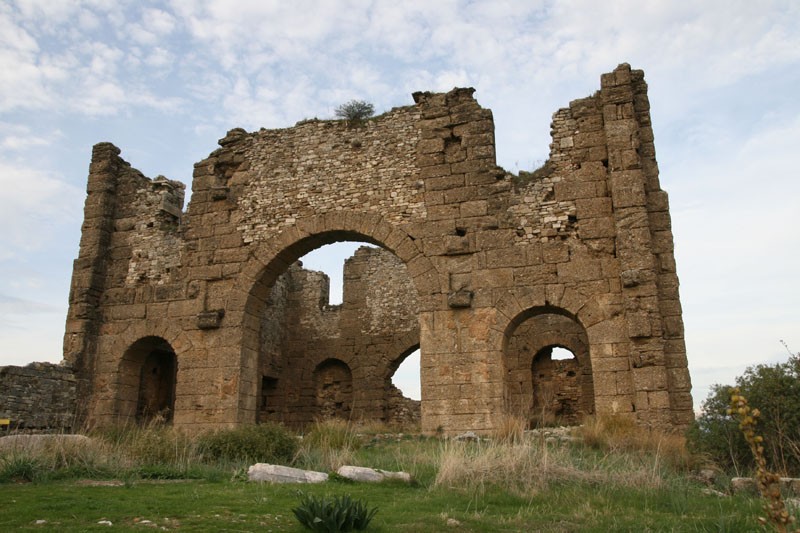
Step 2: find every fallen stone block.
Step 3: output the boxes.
[780,477,800,496]
[730,477,756,494]
[452,431,480,442]
[337,465,411,483]
[248,463,328,484]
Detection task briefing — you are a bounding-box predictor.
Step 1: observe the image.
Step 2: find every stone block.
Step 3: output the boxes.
[417,138,445,154]
[337,466,412,483]
[579,217,616,239]
[576,197,612,218]
[247,464,328,484]
[554,181,598,201]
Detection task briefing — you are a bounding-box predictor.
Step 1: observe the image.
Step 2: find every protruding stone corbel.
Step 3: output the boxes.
[211,186,230,201]
[448,272,473,308]
[197,309,225,330]
[448,289,473,308]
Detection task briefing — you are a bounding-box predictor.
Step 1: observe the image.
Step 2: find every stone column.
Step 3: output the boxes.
[62,142,123,422]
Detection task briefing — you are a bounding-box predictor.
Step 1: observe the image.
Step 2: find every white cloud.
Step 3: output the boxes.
[0,160,82,259]
[0,293,60,315]
[545,0,800,89]
[143,7,177,36]
[144,46,173,68]
[0,123,59,150]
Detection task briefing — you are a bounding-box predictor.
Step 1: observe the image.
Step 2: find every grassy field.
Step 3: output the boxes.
[0,419,782,531]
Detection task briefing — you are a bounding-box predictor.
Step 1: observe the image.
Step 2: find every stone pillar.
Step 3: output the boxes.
[62,142,123,421]
[601,64,690,428]
[413,88,505,434]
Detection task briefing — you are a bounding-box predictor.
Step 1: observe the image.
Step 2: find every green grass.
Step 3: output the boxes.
[0,477,762,531]
[0,421,780,531]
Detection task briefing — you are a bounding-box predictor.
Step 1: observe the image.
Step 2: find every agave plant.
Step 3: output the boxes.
[292,492,378,532]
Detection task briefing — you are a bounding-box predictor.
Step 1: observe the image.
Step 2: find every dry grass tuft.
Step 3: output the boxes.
[295,419,361,472]
[434,416,702,496]
[577,415,695,471]
[492,414,527,445]
[433,436,665,497]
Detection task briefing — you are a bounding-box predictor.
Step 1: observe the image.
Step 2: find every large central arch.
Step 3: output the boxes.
[232,212,441,425]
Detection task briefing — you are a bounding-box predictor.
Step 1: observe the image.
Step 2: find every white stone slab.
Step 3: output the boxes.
[247,463,328,483]
[337,465,411,483]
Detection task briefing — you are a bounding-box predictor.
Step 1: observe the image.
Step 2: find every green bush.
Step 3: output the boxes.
[292,493,378,532]
[689,348,800,475]
[334,100,374,125]
[197,423,297,464]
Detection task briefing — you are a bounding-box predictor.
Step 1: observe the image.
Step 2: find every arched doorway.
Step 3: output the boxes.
[313,359,353,420]
[243,223,427,427]
[531,345,583,426]
[504,309,594,427]
[117,336,177,424]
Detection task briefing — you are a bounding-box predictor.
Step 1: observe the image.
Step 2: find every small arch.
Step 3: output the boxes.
[313,358,353,420]
[117,336,177,425]
[503,309,594,428]
[530,345,584,426]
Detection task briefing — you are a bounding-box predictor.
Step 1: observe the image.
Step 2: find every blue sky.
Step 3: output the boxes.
[1,0,798,408]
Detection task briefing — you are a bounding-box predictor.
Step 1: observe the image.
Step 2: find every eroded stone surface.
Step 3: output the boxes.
[49,63,692,435]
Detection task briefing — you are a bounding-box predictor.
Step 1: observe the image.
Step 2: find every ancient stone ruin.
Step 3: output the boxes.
[8,63,695,435]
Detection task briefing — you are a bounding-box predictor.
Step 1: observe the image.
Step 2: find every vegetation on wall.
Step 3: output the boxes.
[334,100,375,125]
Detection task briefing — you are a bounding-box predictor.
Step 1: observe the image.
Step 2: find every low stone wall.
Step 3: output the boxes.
[0,362,77,431]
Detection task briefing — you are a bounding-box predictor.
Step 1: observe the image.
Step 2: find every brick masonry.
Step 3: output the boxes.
[56,63,692,434]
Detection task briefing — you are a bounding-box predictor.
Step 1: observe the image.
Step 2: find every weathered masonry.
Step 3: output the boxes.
[63,63,693,434]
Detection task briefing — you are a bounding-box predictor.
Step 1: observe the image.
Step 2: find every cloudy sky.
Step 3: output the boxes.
[1,0,798,407]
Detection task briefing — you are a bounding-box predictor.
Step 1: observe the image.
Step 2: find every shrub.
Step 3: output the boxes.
[689,347,800,475]
[687,384,750,474]
[334,100,374,125]
[197,423,297,464]
[292,493,378,532]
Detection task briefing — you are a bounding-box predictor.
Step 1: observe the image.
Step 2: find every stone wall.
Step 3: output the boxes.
[0,363,76,431]
[61,63,693,434]
[259,246,420,427]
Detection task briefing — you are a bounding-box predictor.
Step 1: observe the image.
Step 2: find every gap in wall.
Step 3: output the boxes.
[298,242,421,400]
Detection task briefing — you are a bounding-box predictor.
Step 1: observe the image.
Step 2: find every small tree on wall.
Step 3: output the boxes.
[335,100,375,126]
